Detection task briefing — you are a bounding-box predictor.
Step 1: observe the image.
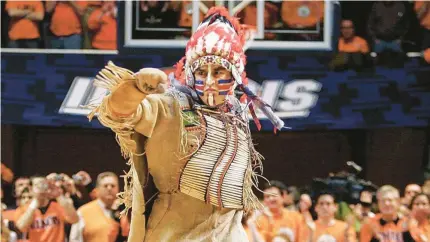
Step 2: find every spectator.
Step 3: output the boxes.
[415,1,430,50]
[339,20,369,53]
[360,185,413,242]
[69,172,128,242]
[5,1,44,49]
[299,193,314,224]
[3,187,32,242]
[304,193,356,242]
[13,177,30,202]
[354,190,376,221]
[402,184,422,208]
[408,193,430,241]
[330,19,370,72]
[255,181,304,242]
[72,171,97,201]
[46,1,87,49]
[241,210,264,242]
[87,1,117,50]
[14,175,79,242]
[3,187,32,221]
[173,0,213,37]
[367,1,409,54]
[237,2,279,40]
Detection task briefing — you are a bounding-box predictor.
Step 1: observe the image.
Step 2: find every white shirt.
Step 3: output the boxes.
[69,199,113,242]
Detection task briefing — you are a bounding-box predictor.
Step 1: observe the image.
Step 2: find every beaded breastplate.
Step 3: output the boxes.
[179,110,252,209]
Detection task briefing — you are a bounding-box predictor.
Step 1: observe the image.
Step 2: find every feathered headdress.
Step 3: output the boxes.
[174,7,284,131]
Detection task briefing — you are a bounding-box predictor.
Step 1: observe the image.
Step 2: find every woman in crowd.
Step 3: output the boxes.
[409,193,430,241]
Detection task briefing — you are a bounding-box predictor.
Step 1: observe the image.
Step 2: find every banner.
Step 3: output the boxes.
[2,52,430,130]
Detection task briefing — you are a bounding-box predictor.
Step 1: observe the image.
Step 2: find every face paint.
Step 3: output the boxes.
[194,64,233,107]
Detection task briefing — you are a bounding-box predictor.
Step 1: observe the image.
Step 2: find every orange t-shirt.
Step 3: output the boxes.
[360,214,410,242]
[50,1,87,37]
[303,219,357,242]
[409,220,430,242]
[424,48,430,64]
[338,36,370,53]
[415,1,430,30]
[281,1,325,28]
[239,3,279,40]
[5,1,43,41]
[87,9,117,50]
[178,0,204,28]
[2,209,16,222]
[14,201,67,242]
[1,163,14,183]
[256,208,304,242]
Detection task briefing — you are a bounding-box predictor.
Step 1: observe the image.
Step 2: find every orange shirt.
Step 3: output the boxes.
[2,209,16,222]
[87,9,117,50]
[5,1,43,40]
[50,1,87,37]
[256,208,303,242]
[338,36,370,53]
[178,0,204,28]
[415,1,430,30]
[239,3,279,40]
[14,201,67,242]
[1,163,14,183]
[79,200,119,242]
[424,48,430,64]
[281,1,324,28]
[360,214,409,242]
[409,220,430,242]
[303,219,357,242]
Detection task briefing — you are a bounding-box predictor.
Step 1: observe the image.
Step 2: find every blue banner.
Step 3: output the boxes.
[1,52,430,130]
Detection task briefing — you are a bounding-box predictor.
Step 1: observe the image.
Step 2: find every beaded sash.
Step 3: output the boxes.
[179,112,251,209]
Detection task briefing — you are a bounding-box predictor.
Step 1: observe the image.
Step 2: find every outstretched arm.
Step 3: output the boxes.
[99,63,168,118]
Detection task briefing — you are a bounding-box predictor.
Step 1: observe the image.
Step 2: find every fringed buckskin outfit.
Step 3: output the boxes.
[89,7,284,242]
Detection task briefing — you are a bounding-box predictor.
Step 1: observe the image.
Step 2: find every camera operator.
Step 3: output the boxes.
[13,175,79,242]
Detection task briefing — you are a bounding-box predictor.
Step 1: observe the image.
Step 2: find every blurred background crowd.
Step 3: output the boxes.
[2,0,430,66]
[1,162,429,241]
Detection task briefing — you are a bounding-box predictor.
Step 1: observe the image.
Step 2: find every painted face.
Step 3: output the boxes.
[194,63,233,107]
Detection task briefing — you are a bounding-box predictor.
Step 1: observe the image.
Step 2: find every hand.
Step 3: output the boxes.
[73,171,92,186]
[61,174,77,195]
[134,68,169,95]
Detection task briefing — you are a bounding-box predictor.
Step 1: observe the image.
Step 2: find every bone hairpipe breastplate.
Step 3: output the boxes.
[179,111,252,209]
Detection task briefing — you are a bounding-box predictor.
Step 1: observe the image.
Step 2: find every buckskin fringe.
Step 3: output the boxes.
[87,61,142,216]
